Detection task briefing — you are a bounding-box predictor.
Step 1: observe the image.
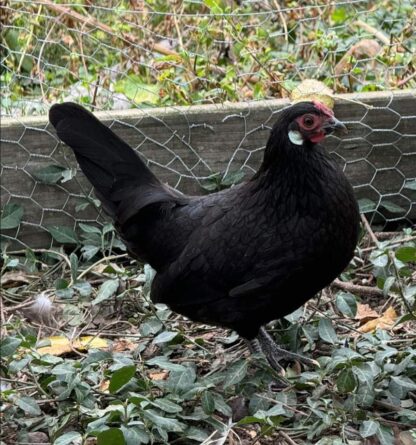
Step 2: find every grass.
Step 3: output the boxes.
[1,223,415,445]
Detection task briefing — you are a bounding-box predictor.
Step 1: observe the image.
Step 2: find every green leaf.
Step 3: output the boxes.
[376,425,394,445]
[70,253,78,283]
[92,279,119,305]
[139,317,163,336]
[146,356,185,372]
[4,29,19,50]
[55,278,69,290]
[184,426,209,442]
[395,246,416,263]
[75,200,91,212]
[102,223,114,235]
[83,351,112,366]
[201,391,215,414]
[120,426,150,445]
[335,292,357,317]
[370,253,388,267]
[81,245,100,261]
[15,396,42,416]
[47,226,79,245]
[221,170,245,187]
[224,359,248,388]
[380,201,405,214]
[97,428,126,445]
[54,431,83,445]
[0,336,22,357]
[383,276,395,296]
[151,398,182,414]
[5,258,19,268]
[115,76,159,105]
[167,366,196,394]
[212,392,232,416]
[352,363,375,387]
[318,318,338,344]
[404,179,416,190]
[1,203,24,229]
[32,164,67,184]
[203,0,224,14]
[263,403,286,417]
[142,409,185,432]
[336,368,357,393]
[390,375,416,391]
[153,331,178,344]
[79,223,102,234]
[109,365,136,394]
[4,30,32,72]
[73,281,93,297]
[358,198,376,213]
[9,356,31,373]
[331,7,347,24]
[360,420,379,437]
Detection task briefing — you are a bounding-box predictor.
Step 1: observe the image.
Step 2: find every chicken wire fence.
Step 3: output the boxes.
[1,0,415,249]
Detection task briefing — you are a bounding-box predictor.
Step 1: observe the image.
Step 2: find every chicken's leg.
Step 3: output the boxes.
[245,338,261,354]
[256,326,319,371]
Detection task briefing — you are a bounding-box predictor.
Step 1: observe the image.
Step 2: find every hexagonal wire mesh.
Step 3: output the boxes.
[1,0,415,249]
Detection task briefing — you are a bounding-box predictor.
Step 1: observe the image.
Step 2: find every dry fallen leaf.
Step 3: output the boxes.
[335,39,382,75]
[358,306,398,333]
[92,262,125,275]
[399,430,416,445]
[112,338,137,352]
[195,332,216,341]
[37,335,109,356]
[355,303,379,322]
[148,371,169,381]
[99,380,110,392]
[1,271,32,287]
[291,79,334,109]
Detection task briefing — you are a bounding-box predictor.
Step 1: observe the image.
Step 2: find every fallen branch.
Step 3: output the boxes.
[353,20,390,45]
[332,279,384,298]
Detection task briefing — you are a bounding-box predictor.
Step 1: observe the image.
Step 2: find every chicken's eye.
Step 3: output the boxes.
[302,115,316,128]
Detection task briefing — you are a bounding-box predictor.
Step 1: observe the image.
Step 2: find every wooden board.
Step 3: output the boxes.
[1,90,415,249]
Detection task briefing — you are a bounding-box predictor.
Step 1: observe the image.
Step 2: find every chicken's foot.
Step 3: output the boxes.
[256,326,319,371]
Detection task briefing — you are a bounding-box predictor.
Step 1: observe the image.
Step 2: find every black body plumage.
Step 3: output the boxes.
[50,102,360,341]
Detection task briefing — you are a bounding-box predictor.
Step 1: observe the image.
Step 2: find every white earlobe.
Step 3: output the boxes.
[288,130,304,146]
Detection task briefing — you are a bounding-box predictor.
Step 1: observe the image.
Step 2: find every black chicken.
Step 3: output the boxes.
[49,101,360,370]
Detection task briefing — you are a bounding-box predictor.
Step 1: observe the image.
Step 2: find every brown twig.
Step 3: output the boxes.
[279,430,299,445]
[3,297,38,313]
[332,278,384,298]
[397,70,416,87]
[91,75,101,108]
[353,20,390,45]
[360,213,379,246]
[272,0,288,43]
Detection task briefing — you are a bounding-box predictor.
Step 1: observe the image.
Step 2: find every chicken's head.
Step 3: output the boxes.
[287,101,347,146]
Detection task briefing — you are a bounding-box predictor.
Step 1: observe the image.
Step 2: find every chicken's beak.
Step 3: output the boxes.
[324,117,348,135]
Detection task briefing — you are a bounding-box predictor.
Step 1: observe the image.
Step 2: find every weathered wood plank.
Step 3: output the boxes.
[1,90,415,249]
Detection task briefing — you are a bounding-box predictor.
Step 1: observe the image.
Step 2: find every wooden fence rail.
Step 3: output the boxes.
[1,90,415,249]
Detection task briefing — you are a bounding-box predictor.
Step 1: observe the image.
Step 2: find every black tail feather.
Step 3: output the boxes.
[49,102,179,221]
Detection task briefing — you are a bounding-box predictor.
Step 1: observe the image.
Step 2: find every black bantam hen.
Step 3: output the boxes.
[49,101,360,370]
